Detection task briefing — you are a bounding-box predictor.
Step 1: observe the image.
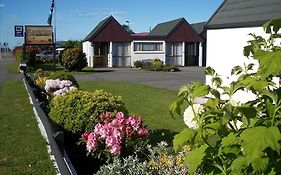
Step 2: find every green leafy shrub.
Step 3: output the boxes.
[48,72,79,88]
[151,58,163,67]
[49,90,128,135]
[96,155,151,175]
[169,19,281,175]
[134,60,143,68]
[61,48,87,72]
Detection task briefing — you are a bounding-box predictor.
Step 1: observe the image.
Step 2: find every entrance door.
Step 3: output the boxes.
[185,43,199,66]
[93,43,108,67]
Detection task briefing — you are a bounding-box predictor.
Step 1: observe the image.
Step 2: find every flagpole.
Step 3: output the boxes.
[52,0,56,71]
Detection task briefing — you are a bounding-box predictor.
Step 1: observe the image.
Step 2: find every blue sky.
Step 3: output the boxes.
[0,0,223,49]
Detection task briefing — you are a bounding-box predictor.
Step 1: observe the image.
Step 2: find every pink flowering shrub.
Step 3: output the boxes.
[45,79,77,96]
[81,112,149,160]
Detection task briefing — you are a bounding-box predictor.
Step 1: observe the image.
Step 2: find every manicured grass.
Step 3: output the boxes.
[0,80,56,175]
[79,80,187,144]
[8,63,19,73]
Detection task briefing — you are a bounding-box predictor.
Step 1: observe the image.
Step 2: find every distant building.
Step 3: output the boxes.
[205,0,281,86]
[83,16,204,68]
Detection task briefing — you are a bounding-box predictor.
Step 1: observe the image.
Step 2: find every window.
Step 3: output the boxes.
[134,42,163,51]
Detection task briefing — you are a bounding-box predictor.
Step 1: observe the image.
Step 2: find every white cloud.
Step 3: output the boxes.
[0,4,5,7]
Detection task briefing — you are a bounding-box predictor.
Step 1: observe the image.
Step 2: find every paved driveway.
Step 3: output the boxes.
[75,67,206,91]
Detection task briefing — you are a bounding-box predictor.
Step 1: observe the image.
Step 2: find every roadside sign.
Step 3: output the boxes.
[14,25,24,37]
[25,25,53,45]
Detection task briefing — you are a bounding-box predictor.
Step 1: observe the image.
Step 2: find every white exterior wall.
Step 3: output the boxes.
[131,40,166,66]
[82,41,94,67]
[108,42,113,67]
[198,42,203,67]
[206,27,265,86]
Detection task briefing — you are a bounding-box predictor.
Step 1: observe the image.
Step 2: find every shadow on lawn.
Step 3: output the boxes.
[148,129,178,146]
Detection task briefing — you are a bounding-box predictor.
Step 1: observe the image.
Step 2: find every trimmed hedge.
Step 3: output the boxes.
[49,90,128,135]
[61,48,87,72]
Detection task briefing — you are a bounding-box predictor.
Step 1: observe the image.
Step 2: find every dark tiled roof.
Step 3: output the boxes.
[148,18,184,36]
[83,16,113,41]
[191,22,206,34]
[206,0,281,29]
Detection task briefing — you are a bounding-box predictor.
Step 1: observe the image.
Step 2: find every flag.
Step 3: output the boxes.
[47,0,55,26]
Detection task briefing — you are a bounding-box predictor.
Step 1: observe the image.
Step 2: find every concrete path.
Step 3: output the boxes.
[0,54,22,92]
[75,67,206,91]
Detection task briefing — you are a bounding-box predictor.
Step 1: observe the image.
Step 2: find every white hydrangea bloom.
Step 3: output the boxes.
[183,104,203,129]
[221,90,256,106]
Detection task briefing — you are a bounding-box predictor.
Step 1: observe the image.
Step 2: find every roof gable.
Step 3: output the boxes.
[148,18,183,36]
[83,16,131,42]
[206,0,281,29]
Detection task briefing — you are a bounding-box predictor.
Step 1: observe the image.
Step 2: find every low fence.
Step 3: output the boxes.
[23,74,77,175]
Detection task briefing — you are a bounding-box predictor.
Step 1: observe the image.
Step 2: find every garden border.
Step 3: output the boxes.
[23,73,77,175]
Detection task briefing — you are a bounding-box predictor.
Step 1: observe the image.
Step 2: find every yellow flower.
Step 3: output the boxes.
[182,145,192,153]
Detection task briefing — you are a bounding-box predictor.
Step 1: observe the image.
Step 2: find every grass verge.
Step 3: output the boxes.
[0,80,56,175]
[79,80,186,144]
[8,63,19,73]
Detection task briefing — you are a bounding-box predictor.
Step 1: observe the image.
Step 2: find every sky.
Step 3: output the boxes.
[0,0,223,49]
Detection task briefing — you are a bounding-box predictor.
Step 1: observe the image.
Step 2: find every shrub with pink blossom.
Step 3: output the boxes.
[81,112,149,160]
[45,79,77,96]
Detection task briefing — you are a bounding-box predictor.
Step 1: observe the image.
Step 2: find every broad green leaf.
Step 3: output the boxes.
[169,97,185,116]
[191,82,210,99]
[204,123,221,136]
[212,77,222,87]
[240,126,281,162]
[184,144,208,175]
[231,65,243,75]
[263,18,281,34]
[221,132,238,148]
[173,128,197,152]
[229,82,244,96]
[240,76,271,92]
[205,98,220,108]
[261,91,278,104]
[254,51,281,79]
[206,134,220,147]
[178,85,189,97]
[252,157,269,172]
[210,89,220,99]
[237,107,257,119]
[205,66,215,76]
[266,100,277,118]
[231,156,249,175]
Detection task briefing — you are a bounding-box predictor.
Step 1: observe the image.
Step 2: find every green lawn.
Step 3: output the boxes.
[0,80,56,175]
[79,80,187,144]
[8,63,19,73]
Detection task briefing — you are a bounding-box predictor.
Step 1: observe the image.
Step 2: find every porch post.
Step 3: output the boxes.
[163,41,166,65]
[182,42,185,66]
[108,42,113,67]
[199,42,203,67]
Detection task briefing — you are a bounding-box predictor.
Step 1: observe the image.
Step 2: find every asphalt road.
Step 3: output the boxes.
[75,67,206,91]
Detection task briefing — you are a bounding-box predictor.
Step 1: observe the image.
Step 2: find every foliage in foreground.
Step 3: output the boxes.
[96,141,192,175]
[49,90,128,135]
[81,112,149,162]
[170,19,281,174]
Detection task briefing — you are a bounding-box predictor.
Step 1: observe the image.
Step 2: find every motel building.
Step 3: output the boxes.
[83,16,205,68]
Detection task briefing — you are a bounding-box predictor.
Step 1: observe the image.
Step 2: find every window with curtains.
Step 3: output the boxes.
[166,43,182,65]
[134,42,163,51]
[112,43,131,67]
